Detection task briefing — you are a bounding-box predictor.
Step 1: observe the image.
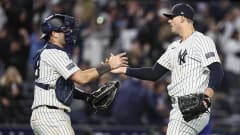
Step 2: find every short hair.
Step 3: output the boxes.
[185,17,194,24]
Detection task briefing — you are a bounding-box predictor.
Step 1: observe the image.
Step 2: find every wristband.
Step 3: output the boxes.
[96,64,111,76]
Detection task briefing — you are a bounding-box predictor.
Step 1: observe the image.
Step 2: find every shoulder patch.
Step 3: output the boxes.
[66,63,76,70]
[205,52,215,59]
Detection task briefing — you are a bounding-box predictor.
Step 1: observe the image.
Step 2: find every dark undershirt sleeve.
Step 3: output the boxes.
[207,62,224,90]
[73,88,90,100]
[125,63,170,81]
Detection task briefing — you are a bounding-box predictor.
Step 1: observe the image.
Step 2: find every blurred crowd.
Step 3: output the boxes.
[0,0,240,134]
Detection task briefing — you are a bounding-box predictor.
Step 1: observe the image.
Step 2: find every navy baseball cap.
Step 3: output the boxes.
[163,3,194,20]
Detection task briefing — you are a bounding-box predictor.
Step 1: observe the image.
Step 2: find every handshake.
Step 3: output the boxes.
[81,53,128,110]
[101,52,128,74]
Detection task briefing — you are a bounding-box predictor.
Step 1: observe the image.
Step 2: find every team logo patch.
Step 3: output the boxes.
[66,63,75,70]
[178,49,187,65]
[205,52,215,59]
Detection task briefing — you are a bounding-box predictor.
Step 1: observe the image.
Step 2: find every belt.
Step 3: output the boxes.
[171,97,178,104]
[35,82,55,90]
[33,105,68,113]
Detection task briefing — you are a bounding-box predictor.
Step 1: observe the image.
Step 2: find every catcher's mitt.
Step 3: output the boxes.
[86,81,120,110]
[178,93,211,122]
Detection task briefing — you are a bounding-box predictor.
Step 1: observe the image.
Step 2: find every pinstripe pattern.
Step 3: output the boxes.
[167,103,210,135]
[32,49,79,111]
[157,31,219,134]
[157,31,220,97]
[31,106,75,135]
[31,46,79,135]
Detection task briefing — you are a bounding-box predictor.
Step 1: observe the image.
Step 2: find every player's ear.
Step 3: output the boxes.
[180,16,185,23]
[51,31,59,38]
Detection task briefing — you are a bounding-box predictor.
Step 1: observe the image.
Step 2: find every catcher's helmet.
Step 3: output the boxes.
[40,13,79,45]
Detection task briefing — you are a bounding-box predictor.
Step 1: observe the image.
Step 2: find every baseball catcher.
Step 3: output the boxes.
[31,12,127,135]
[178,94,211,122]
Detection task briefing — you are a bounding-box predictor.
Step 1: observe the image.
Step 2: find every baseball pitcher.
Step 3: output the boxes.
[112,3,224,135]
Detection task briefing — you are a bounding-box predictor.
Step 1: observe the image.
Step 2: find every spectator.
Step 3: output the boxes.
[5,38,29,79]
[0,66,25,124]
[0,27,10,76]
[222,30,240,90]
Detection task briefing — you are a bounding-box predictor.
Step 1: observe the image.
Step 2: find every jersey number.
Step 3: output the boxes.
[34,58,40,79]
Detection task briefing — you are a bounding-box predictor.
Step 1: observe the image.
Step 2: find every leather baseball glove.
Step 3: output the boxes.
[178,93,211,122]
[86,81,120,110]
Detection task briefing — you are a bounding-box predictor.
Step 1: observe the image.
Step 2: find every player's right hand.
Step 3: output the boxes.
[108,52,128,69]
[111,66,127,74]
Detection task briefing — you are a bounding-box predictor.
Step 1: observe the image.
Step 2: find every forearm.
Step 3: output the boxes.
[126,63,169,81]
[70,64,111,85]
[126,67,158,81]
[70,68,99,84]
[73,88,90,100]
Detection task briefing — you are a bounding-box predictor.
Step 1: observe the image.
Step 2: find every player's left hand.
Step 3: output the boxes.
[86,81,120,110]
[178,93,211,122]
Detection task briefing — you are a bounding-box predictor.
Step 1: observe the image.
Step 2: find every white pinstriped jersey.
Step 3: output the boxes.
[157,31,220,97]
[31,48,79,112]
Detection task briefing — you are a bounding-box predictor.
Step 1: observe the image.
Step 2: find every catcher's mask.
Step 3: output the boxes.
[40,13,80,46]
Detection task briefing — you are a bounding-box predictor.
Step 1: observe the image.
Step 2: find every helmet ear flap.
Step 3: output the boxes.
[41,20,52,34]
[41,14,59,35]
[41,14,65,34]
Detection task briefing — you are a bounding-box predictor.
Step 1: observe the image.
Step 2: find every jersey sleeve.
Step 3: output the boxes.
[43,50,80,79]
[197,37,221,67]
[156,48,172,70]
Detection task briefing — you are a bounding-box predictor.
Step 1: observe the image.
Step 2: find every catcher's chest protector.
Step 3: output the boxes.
[34,43,74,106]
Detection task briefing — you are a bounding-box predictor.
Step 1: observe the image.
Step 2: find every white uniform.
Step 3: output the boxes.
[30,44,79,135]
[157,31,221,135]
